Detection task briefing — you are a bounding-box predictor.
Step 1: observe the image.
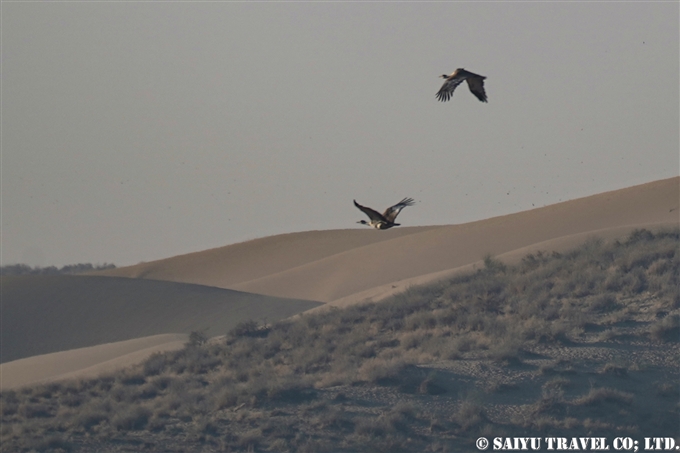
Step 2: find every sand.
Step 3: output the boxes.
[1,277,319,390]
[1,335,187,390]
[4,177,678,390]
[98,177,679,304]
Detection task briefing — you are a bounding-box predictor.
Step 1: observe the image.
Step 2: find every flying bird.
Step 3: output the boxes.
[436,68,488,103]
[354,198,415,230]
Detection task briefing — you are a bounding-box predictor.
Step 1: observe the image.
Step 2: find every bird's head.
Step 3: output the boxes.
[439,74,449,79]
[357,220,368,225]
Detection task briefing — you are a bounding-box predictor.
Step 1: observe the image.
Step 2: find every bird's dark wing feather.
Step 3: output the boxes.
[436,77,465,102]
[354,200,386,222]
[383,198,415,222]
[465,76,488,103]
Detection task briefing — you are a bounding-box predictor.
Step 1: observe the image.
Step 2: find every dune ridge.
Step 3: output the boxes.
[98,177,679,303]
[97,226,441,287]
[5,177,677,389]
[321,220,677,311]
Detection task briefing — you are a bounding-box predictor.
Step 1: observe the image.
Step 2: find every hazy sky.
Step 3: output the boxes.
[2,2,678,267]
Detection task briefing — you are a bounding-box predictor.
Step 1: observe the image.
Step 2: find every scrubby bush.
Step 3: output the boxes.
[2,228,677,452]
[650,314,680,342]
[0,262,115,275]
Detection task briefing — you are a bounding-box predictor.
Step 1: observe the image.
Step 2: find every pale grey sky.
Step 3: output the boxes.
[2,2,678,267]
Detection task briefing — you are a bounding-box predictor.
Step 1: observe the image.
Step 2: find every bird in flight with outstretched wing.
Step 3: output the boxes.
[436,68,488,103]
[354,198,415,230]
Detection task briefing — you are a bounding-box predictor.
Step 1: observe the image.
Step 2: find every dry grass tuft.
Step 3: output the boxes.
[573,387,634,406]
[2,227,678,451]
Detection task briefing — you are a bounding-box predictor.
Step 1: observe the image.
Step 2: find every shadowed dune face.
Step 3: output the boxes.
[3,177,676,391]
[96,177,679,303]
[0,334,188,390]
[1,275,320,364]
[3,229,678,451]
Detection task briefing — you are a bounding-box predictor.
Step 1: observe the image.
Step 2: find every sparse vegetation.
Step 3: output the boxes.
[187,329,209,348]
[0,263,115,276]
[2,228,678,451]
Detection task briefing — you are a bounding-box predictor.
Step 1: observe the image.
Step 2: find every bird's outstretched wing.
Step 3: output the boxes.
[436,77,465,102]
[383,198,415,222]
[354,200,387,222]
[437,69,487,103]
[465,75,487,103]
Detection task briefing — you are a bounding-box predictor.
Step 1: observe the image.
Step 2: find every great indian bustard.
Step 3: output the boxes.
[354,198,415,230]
[436,68,488,103]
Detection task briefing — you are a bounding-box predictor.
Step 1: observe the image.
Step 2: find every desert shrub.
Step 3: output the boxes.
[624,268,648,294]
[59,392,86,408]
[19,402,53,419]
[25,434,74,452]
[488,342,523,366]
[588,294,620,313]
[404,311,438,331]
[483,255,507,274]
[600,362,628,376]
[3,227,678,451]
[573,388,633,406]
[649,314,680,342]
[0,262,115,276]
[191,416,221,437]
[626,228,656,244]
[142,352,170,376]
[315,406,354,431]
[188,329,208,347]
[74,407,108,430]
[418,375,447,395]
[654,381,680,398]
[31,382,64,399]
[542,377,570,392]
[228,320,268,340]
[238,428,262,451]
[118,370,146,386]
[520,252,543,273]
[265,379,315,404]
[531,391,567,418]
[147,374,174,392]
[453,400,487,431]
[355,417,390,438]
[1,402,18,418]
[357,357,409,385]
[111,405,152,431]
[168,344,222,375]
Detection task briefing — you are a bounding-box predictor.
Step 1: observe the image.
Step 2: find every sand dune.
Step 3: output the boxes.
[321,221,675,311]
[98,177,679,303]
[97,226,440,288]
[6,177,677,389]
[1,275,320,363]
[2,275,320,389]
[0,334,187,390]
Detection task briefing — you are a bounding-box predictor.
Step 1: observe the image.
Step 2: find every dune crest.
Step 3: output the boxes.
[98,177,679,303]
[5,177,678,389]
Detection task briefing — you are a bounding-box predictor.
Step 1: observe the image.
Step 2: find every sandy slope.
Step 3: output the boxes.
[0,335,187,390]
[98,177,679,303]
[2,275,320,364]
[6,177,677,389]
[320,221,675,311]
[1,276,320,388]
[97,226,440,288]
